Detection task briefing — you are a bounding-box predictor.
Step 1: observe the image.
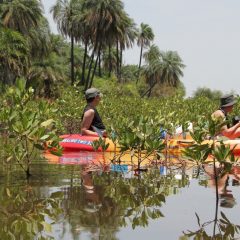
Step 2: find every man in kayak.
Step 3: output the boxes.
[81,87,107,137]
[212,94,240,139]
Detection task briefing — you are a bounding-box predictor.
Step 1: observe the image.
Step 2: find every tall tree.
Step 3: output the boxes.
[115,15,137,82]
[51,0,81,85]
[136,23,154,83]
[82,0,126,89]
[0,0,48,66]
[26,34,68,97]
[142,50,185,97]
[0,28,29,84]
[1,0,43,35]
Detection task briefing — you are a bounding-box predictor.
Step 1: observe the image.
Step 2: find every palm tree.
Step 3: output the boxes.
[82,0,126,89]
[51,0,82,85]
[27,17,51,59]
[160,51,185,86]
[27,52,66,98]
[141,50,185,97]
[0,28,29,84]
[143,44,161,64]
[115,14,137,82]
[136,23,154,83]
[1,0,43,35]
[72,9,92,86]
[102,47,117,77]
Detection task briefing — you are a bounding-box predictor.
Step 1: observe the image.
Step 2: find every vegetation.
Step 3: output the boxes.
[193,87,223,100]
[0,0,188,98]
[0,1,239,239]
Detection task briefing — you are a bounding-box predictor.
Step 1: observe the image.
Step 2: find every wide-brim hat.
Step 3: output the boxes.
[220,94,236,107]
[85,88,102,100]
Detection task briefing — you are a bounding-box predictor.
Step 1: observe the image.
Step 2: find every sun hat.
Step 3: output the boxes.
[220,94,236,107]
[85,88,102,100]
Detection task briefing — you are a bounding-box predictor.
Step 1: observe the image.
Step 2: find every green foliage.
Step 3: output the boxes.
[93,168,189,229]
[0,28,29,83]
[0,78,61,177]
[193,87,223,100]
[181,212,240,240]
[92,137,110,152]
[120,64,139,83]
[0,187,63,240]
[116,115,165,168]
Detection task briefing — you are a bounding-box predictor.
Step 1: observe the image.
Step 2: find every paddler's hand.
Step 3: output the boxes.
[102,130,107,137]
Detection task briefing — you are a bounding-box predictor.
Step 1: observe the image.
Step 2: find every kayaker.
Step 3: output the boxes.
[81,87,107,137]
[211,94,240,139]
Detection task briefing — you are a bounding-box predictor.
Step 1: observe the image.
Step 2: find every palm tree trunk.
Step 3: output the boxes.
[80,40,88,86]
[108,43,112,77]
[85,47,95,90]
[85,10,103,90]
[44,79,51,98]
[116,40,120,82]
[89,55,99,88]
[98,52,102,77]
[89,43,102,88]
[119,45,123,81]
[141,79,157,98]
[70,33,75,86]
[136,43,143,84]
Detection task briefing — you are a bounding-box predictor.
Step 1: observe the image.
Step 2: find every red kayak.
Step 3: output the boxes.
[59,134,118,152]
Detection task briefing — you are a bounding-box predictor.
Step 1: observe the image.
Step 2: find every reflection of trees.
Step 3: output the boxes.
[61,183,121,240]
[61,167,190,239]
[0,186,63,240]
[180,171,240,239]
[180,211,240,239]
[100,168,189,229]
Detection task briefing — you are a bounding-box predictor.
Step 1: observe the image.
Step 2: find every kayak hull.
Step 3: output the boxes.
[59,134,118,152]
[167,138,240,155]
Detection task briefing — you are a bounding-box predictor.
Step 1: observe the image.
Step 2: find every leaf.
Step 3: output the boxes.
[220,211,230,224]
[40,135,50,141]
[6,156,13,162]
[41,222,52,233]
[6,188,11,197]
[34,144,45,150]
[50,191,63,199]
[195,213,201,227]
[40,119,54,127]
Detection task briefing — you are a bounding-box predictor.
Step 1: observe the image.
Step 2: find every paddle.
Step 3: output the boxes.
[92,126,104,137]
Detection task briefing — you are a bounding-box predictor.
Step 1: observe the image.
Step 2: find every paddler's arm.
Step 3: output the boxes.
[212,110,240,139]
[223,122,240,139]
[81,109,98,136]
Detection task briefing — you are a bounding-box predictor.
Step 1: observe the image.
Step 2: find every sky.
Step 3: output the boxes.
[42,0,240,97]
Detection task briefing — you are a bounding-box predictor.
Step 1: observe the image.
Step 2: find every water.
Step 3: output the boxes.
[0,152,240,240]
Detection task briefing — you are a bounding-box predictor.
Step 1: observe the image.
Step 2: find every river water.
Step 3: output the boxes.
[0,151,240,240]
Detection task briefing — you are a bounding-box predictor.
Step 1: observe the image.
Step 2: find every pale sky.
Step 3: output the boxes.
[42,0,240,96]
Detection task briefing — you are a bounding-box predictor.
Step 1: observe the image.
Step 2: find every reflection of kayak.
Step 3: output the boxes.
[44,151,110,165]
[59,134,119,152]
[166,139,194,154]
[167,138,240,155]
[44,150,153,167]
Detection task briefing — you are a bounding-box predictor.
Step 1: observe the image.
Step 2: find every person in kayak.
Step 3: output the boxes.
[211,94,240,139]
[81,87,107,137]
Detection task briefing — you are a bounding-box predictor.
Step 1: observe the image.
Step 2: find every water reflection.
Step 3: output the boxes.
[0,186,63,240]
[0,151,239,239]
[180,164,240,239]
[204,165,240,208]
[58,168,190,239]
